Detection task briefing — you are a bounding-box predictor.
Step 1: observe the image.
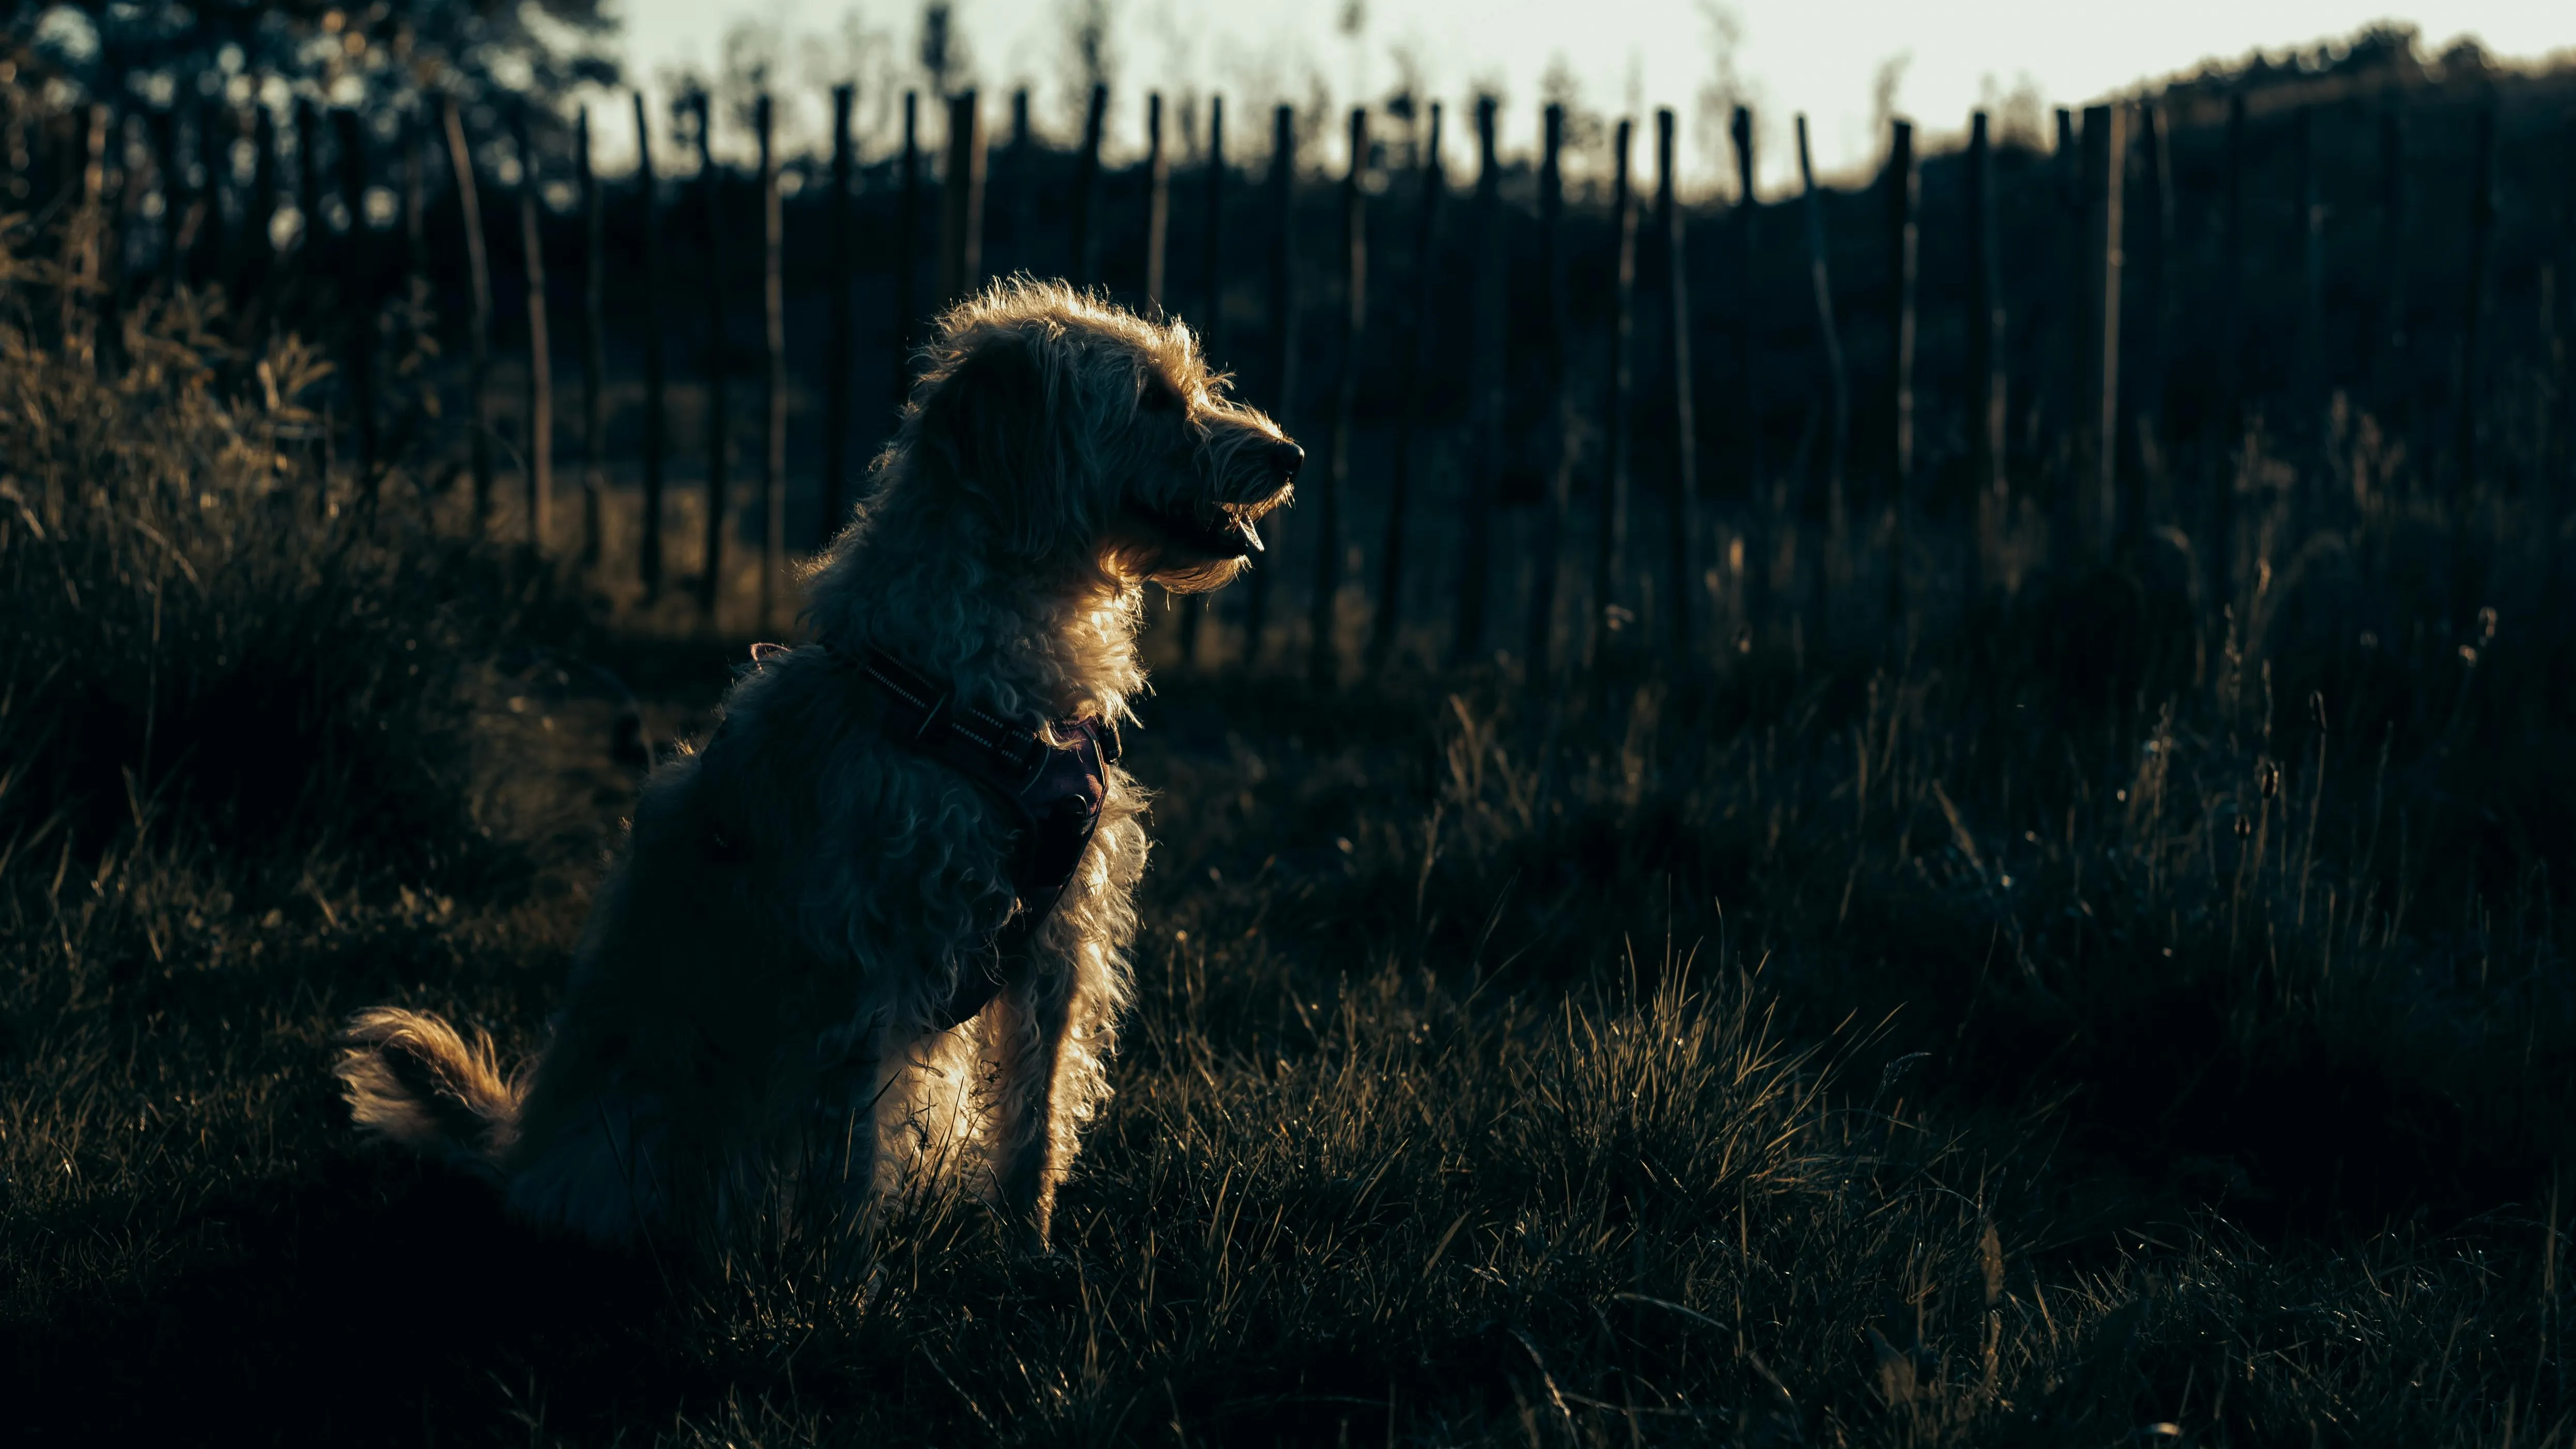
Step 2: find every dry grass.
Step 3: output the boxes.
[2,262,2573,1446]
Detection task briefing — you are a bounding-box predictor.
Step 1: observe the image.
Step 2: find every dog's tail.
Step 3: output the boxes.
[334,1008,524,1173]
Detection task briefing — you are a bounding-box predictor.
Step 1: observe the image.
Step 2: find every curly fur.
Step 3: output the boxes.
[336,279,1297,1252]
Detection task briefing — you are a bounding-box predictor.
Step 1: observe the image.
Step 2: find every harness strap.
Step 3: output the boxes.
[748,641,1119,1030]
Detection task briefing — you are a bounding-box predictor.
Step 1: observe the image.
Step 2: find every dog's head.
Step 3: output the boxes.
[904,278,1300,594]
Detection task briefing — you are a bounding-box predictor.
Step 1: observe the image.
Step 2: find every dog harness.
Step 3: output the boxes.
[747,641,1121,1029]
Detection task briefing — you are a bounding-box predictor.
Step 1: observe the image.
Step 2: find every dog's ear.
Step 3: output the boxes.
[919,329,1083,558]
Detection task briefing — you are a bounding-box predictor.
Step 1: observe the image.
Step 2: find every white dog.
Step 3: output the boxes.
[337,279,1299,1253]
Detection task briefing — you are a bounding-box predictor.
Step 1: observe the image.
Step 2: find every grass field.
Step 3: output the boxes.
[5,294,2575,1444]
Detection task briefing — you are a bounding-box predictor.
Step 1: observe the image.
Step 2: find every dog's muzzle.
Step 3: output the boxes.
[1133,445,1300,560]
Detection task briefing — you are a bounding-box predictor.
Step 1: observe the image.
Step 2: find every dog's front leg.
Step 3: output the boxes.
[987,964,1074,1254]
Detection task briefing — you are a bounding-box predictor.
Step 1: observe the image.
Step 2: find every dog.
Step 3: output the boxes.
[336,278,1299,1253]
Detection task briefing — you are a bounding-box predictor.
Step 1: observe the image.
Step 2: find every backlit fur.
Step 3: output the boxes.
[336,279,1296,1253]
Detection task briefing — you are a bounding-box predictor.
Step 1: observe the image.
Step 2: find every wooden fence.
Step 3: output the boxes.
[11,67,2575,668]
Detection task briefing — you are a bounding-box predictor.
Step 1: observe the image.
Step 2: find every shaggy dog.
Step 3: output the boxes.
[335,279,1299,1253]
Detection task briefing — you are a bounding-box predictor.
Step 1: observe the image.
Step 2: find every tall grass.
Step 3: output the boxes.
[2,241,2572,1443]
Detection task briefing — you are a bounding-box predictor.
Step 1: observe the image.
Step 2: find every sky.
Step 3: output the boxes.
[601,0,2572,191]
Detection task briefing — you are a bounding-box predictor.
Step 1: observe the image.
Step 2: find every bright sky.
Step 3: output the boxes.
[603,0,2572,190]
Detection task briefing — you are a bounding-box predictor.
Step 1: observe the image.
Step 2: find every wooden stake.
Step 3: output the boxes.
[2135,101,2172,454]
[635,91,668,596]
[2295,105,2325,421]
[401,105,425,284]
[2074,102,2125,564]
[758,93,786,629]
[1525,103,1569,676]
[1590,116,1636,667]
[2223,91,2247,440]
[891,91,920,410]
[822,83,855,542]
[1369,100,1441,675]
[2373,100,2408,408]
[1072,82,1107,285]
[148,106,184,290]
[1243,103,1294,666]
[1448,95,1502,669]
[293,97,319,278]
[1199,96,1227,361]
[514,105,554,551]
[1795,114,1848,544]
[935,88,984,304]
[576,106,606,566]
[2457,105,2495,490]
[195,100,229,290]
[333,107,377,498]
[694,92,727,619]
[441,95,495,535]
[1730,105,1760,497]
[246,100,278,317]
[1965,111,2007,583]
[1310,107,1367,690]
[1883,117,1917,500]
[1143,93,1169,313]
[1662,107,1700,661]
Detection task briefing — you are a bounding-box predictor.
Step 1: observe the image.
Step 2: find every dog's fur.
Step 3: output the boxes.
[336,279,1296,1252]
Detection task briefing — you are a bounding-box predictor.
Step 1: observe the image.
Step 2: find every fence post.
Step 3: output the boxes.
[1795,115,1848,559]
[2373,100,2408,409]
[441,95,495,536]
[2074,102,2125,566]
[935,88,984,305]
[635,92,668,596]
[1882,116,1917,624]
[822,83,855,543]
[694,91,728,619]
[245,100,279,318]
[1200,96,1226,359]
[1965,111,2007,589]
[891,92,920,409]
[194,100,228,289]
[1144,93,1169,313]
[1368,100,1442,675]
[1662,108,1700,663]
[148,107,185,289]
[575,106,606,565]
[1884,119,1916,497]
[514,105,554,551]
[2558,114,2576,506]
[2457,104,2494,490]
[1448,96,1500,669]
[293,97,319,282]
[1309,107,1367,690]
[1726,105,1761,638]
[333,107,377,500]
[1590,116,1636,668]
[2135,100,2171,469]
[2294,105,2325,423]
[1073,82,1107,285]
[1177,94,1226,668]
[2223,91,2247,440]
[1525,102,1569,676]
[1243,103,1294,667]
[758,93,786,629]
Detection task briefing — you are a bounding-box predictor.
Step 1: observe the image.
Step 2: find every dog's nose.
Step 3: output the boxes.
[1269,440,1305,482]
